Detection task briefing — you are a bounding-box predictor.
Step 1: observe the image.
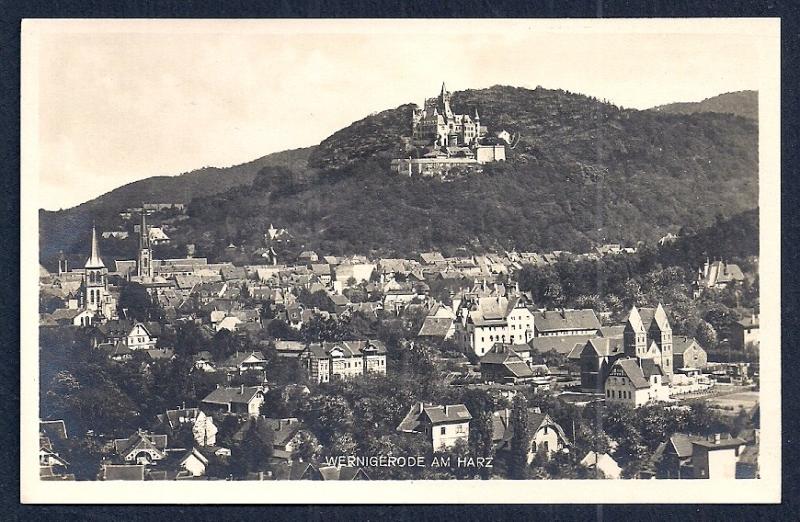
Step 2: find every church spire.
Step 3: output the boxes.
[85,223,104,268]
[140,207,150,249]
[441,81,447,96]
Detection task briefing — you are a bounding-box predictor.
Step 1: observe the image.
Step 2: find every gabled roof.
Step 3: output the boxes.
[533,309,600,333]
[583,337,625,358]
[417,316,454,338]
[202,385,264,406]
[179,447,209,467]
[530,334,598,356]
[667,433,706,458]
[492,409,568,448]
[222,351,267,368]
[673,336,702,355]
[397,403,472,432]
[626,305,646,333]
[162,408,200,430]
[611,358,651,389]
[113,431,167,460]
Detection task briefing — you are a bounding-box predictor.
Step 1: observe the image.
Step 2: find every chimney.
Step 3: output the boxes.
[754,429,760,445]
[444,405,449,416]
[714,433,721,444]
[258,471,264,481]
[419,401,425,414]
[240,384,245,395]
[532,406,541,414]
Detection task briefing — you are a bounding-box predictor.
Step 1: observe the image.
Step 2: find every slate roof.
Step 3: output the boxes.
[613,359,651,389]
[202,386,264,406]
[113,431,168,459]
[533,309,600,333]
[304,340,387,360]
[530,334,598,356]
[102,464,145,481]
[397,403,472,432]
[673,336,701,355]
[222,351,267,368]
[417,316,454,338]
[667,433,706,458]
[273,340,306,356]
[491,409,568,448]
[583,337,625,357]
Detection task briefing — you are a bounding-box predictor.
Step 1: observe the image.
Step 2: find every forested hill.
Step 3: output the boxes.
[174,85,758,260]
[649,90,758,121]
[40,85,759,264]
[39,147,314,260]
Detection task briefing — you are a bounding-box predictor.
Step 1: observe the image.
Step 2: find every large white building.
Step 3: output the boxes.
[456,295,535,356]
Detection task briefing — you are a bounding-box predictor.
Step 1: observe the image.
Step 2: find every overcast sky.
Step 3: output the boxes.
[25,19,773,210]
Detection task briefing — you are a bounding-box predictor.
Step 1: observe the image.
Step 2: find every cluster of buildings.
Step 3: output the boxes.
[392,83,508,177]
[38,202,760,480]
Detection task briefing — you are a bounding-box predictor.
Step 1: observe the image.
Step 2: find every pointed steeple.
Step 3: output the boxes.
[85,224,104,268]
[652,303,670,331]
[441,81,447,96]
[626,305,645,332]
[474,107,480,120]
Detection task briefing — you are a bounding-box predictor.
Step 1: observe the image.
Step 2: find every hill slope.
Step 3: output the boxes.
[41,85,759,265]
[175,85,757,260]
[649,90,758,120]
[39,147,314,261]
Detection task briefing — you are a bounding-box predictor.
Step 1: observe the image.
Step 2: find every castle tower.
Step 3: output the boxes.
[649,303,673,378]
[623,305,648,358]
[82,224,108,315]
[138,209,153,279]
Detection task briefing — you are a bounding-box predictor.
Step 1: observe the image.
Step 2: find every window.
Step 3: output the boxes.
[456,425,464,434]
[440,427,446,435]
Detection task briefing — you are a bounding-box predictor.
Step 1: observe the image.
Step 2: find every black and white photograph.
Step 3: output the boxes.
[20,18,780,503]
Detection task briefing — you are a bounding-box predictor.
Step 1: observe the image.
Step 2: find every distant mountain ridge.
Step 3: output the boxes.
[649,90,758,120]
[39,147,314,260]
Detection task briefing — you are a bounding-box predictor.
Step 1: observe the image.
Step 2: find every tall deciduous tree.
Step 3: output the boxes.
[509,395,530,479]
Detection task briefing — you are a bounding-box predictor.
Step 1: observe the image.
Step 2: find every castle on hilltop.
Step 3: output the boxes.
[394,83,507,177]
[412,82,485,147]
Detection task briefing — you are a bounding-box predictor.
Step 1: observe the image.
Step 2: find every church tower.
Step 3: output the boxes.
[83,224,108,315]
[138,210,153,279]
[623,305,648,358]
[57,250,68,275]
[649,303,673,378]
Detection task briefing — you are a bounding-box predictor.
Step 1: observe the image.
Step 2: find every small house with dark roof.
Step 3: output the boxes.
[417,316,455,340]
[113,430,168,465]
[201,384,266,417]
[220,351,268,374]
[479,344,534,384]
[579,336,625,392]
[672,336,708,370]
[604,357,670,407]
[492,407,569,462]
[730,313,760,352]
[397,402,472,450]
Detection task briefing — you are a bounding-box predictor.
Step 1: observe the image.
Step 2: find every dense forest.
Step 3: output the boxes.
[40,85,758,264]
[650,90,758,121]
